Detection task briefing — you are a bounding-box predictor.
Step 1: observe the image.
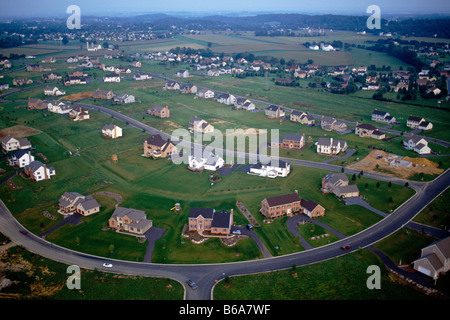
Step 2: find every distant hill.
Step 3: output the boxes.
[140,13,450,38]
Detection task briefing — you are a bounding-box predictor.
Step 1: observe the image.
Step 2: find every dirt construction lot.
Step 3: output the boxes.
[348,150,444,179]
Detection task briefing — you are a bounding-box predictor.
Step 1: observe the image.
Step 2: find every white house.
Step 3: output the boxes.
[188,153,224,172]
[208,69,220,77]
[216,93,236,105]
[114,93,135,104]
[58,192,101,216]
[103,74,121,83]
[47,101,72,115]
[7,149,35,168]
[102,124,123,139]
[196,89,215,99]
[407,116,433,131]
[24,160,56,182]
[175,70,190,78]
[316,137,347,155]
[248,160,290,178]
[2,135,20,152]
[134,73,152,81]
[371,110,396,123]
[44,86,66,96]
[403,136,431,154]
[320,43,334,51]
[86,42,102,51]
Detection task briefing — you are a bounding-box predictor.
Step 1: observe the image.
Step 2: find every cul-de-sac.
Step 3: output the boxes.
[0,0,449,303]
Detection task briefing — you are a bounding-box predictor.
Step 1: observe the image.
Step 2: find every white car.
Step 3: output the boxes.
[103,262,113,268]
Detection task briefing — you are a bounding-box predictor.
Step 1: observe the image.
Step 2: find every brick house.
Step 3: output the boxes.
[260,192,301,219]
[188,207,233,236]
[300,199,325,218]
[92,89,114,100]
[147,105,170,118]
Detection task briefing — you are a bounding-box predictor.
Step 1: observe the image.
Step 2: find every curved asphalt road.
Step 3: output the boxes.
[1,168,449,300]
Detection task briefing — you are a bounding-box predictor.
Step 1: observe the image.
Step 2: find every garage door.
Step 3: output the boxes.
[418,266,431,276]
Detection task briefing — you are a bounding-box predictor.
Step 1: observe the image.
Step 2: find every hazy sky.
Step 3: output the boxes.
[1,0,450,18]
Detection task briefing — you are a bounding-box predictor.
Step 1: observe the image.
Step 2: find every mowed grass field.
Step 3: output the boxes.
[0,30,446,264]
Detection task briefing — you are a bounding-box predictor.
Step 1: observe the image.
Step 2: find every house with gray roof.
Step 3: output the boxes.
[321,172,360,198]
[414,237,450,279]
[58,192,101,216]
[108,207,153,235]
[24,160,55,182]
[316,137,347,155]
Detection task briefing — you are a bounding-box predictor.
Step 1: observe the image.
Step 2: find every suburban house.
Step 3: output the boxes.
[188,152,225,172]
[114,93,135,104]
[234,97,255,110]
[108,207,153,235]
[44,86,65,96]
[102,124,123,139]
[260,192,325,219]
[316,137,347,155]
[216,93,236,105]
[413,237,450,279]
[134,72,152,81]
[42,72,61,81]
[175,70,190,78]
[148,105,170,118]
[265,105,285,118]
[103,74,121,82]
[355,123,386,140]
[407,116,433,131]
[248,160,290,178]
[47,101,72,115]
[92,89,114,100]
[320,116,348,133]
[321,172,360,198]
[23,160,56,182]
[7,149,35,168]
[196,89,215,99]
[260,192,301,219]
[371,110,396,124]
[131,61,142,68]
[179,84,197,94]
[300,199,325,218]
[188,207,233,236]
[403,135,431,154]
[0,83,9,91]
[163,80,180,91]
[290,110,315,125]
[69,106,90,121]
[272,133,305,150]
[27,98,48,110]
[143,134,177,159]
[58,192,101,216]
[2,136,32,152]
[189,116,214,133]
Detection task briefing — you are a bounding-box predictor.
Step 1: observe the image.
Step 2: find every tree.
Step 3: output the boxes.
[62,36,69,45]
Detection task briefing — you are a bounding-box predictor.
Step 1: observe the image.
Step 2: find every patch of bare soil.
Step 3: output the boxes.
[0,125,42,140]
[64,91,94,101]
[348,150,443,179]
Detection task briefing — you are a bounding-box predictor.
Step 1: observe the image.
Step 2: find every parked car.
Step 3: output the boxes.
[247,224,253,231]
[186,280,198,290]
[232,230,241,235]
[103,262,113,268]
